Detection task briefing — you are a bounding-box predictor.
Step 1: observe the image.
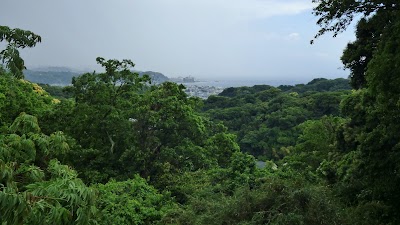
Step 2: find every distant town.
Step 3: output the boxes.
[24,68,226,99]
[170,76,225,99]
[183,85,225,99]
[24,67,304,99]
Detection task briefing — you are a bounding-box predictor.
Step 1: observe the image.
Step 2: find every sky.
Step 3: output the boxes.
[0,0,356,81]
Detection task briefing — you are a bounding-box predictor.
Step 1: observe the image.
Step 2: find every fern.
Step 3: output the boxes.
[0,115,97,225]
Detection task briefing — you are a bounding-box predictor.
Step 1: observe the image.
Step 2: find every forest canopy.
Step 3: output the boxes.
[1,2,400,223]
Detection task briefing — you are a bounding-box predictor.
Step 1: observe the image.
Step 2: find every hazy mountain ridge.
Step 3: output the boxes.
[24,69,80,86]
[24,67,170,86]
[137,71,170,84]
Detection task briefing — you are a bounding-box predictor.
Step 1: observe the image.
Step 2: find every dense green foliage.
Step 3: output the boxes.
[311,0,399,40]
[0,112,97,225]
[2,5,400,223]
[168,174,344,225]
[0,74,55,127]
[202,78,351,158]
[94,176,174,225]
[38,58,239,187]
[0,26,41,78]
[36,84,73,99]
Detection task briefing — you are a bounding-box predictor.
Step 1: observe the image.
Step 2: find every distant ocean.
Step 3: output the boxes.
[179,79,308,88]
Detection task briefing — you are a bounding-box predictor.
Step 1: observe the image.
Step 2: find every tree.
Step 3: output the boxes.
[51,57,151,183]
[0,26,41,78]
[0,113,97,225]
[312,0,399,41]
[0,74,54,128]
[202,79,350,159]
[341,11,396,88]
[94,176,175,225]
[165,168,345,225]
[313,1,400,223]
[314,0,399,88]
[126,82,230,182]
[51,58,231,185]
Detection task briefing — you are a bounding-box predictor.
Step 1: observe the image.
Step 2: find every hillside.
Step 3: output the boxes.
[24,68,170,86]
[203,78,351,158]
[3,1,400,222]
[137,71,170,84]
[24,69,80,85]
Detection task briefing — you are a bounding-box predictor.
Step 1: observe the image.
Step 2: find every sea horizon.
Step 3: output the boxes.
[177,79,312,89]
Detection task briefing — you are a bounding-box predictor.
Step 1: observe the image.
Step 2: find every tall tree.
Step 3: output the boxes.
[313,1,399,88]
[313,0,400,222]
[340,12,392,88]
[312,0,399,40]
[52,58,233,184]
[54,57,150,183]
[0,26,41,78]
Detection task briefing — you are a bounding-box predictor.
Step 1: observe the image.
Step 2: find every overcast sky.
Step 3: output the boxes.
[1,0,356,81]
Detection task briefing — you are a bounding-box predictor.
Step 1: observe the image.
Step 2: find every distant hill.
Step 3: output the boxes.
[29,66,78,72]
[24,69,80,86]
[137,71,169,84]
[202,77,352,158]
[218,78,350,98]
[277,78,351,93]
[24,67,170,86]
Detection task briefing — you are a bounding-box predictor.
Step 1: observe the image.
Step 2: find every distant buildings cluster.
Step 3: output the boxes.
[25,67,226,99]
[169,76,196,83]
[168,76,224,98]
[183,85,224,99]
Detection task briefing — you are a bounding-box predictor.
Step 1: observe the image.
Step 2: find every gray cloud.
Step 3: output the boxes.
[0,0,353,80]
